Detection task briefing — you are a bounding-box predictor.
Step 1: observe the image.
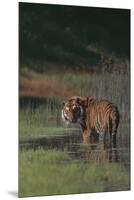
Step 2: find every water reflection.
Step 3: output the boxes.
[20,131,129,165]
[83,141,119,164]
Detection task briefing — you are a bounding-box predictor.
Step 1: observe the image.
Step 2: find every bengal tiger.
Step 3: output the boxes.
[61,96,120,147]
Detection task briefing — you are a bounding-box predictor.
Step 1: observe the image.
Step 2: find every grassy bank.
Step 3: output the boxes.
[19,149,130,197]
[19,107,80,139]
[20,69,130,113]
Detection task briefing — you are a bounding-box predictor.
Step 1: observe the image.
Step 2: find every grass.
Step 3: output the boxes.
[19,149,130,197]
[20,69,130,113]
[19,108,79,139]
[19,124,79,141]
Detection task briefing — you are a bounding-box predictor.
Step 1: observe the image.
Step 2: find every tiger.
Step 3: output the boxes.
[61,96,120,147]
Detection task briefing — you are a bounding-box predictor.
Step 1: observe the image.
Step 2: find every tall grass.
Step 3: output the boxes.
[19,104,79,138]
[62,72,130,112]
[20,70,130,114]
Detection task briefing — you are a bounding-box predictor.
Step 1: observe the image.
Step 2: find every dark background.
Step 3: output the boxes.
[19,3,130,71]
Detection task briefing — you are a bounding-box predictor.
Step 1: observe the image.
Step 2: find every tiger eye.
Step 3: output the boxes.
[65,107,70,111]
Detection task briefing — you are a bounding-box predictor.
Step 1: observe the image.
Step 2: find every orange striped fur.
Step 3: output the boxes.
[62,96,120,146]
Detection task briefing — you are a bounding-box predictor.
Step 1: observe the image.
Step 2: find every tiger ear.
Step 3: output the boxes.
[77,97,88,107]
[82,97,88,107]
[63,101,65,106]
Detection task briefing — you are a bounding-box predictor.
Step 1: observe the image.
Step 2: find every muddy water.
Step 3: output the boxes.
[19,129,130,166]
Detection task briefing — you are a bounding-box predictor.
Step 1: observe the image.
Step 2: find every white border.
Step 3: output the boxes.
[16,0,132,9]
[0,0,133,199]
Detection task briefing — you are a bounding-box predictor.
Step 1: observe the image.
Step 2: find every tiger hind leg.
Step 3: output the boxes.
[111,133,116,148]
[109,115,119,148]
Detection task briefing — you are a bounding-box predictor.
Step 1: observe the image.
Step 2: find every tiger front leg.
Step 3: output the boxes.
[99,132,106,143]
[82,128,91,144]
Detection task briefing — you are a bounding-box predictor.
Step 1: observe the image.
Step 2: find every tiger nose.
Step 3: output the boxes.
[72,119,76,123]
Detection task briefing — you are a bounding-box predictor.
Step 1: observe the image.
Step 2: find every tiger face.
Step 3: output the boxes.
[61,97,85,125]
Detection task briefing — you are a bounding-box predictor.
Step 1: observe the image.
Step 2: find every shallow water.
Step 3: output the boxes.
[19,129,130,167]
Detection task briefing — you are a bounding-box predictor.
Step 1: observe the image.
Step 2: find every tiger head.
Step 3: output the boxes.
[61,96,88,125]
